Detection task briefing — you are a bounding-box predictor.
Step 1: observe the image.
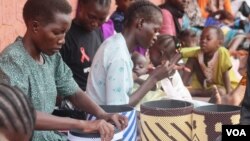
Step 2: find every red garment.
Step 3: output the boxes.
[160,9,182,36]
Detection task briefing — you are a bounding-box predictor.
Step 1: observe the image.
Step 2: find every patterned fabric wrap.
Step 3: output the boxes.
[140,100,193,141]
[86,105,137,141]
[192,105,240,141]
[240,73,247,86]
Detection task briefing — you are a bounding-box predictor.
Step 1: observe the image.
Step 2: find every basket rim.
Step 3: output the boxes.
[140,99,194,116]
[193,104,241,114]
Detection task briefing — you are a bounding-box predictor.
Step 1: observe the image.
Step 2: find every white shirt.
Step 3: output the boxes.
[161,71,212,107]
[86,33,133,105]
[161,71,192,101]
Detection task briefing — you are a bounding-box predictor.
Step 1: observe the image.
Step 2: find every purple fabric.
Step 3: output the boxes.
[101,19,115,40]
[134,46,147,56]
[101,19,147,56]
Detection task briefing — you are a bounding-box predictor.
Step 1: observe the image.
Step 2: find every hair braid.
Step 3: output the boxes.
[0,83,36,135]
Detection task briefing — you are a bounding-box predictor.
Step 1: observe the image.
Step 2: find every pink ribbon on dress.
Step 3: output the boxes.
[80,47,90,63]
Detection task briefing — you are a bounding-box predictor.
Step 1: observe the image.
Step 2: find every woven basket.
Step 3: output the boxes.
[86,105,137,141]
[192,105,240,141]
[140,99,194,141]
[52,109,123,140]
[68,128,123,141]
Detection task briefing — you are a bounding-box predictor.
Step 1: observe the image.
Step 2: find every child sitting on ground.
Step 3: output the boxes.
[181,26,240,97]
[210,38,248,106]
[153,35,243,106]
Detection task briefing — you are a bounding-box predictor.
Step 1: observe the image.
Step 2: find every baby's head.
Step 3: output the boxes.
[200,26,224,55]
[178,29,198,47]
[149,35,179,67]
[132,52,148,76]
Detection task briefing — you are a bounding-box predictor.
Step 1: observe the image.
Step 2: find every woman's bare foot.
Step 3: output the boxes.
[208,85,221,104]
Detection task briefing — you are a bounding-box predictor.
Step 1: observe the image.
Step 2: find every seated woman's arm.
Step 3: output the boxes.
[35,111,82,130]
[67,89,128,131]
[134,76,157,91]
[129,54,182,106]
[35,111,115,140]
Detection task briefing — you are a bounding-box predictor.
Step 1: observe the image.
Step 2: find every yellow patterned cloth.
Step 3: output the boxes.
[132,74,166,111]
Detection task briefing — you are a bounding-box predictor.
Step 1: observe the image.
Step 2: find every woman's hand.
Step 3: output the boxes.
[80,119,115,141]
[98,113,128,131]
[150,61,172,81]
[150,53,187,81]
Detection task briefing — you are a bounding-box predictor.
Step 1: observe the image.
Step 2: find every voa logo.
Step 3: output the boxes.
[226,129,246,136]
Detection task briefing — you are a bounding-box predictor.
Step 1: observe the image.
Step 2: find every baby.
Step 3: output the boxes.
[131,52,166,110]
[132,52,149,78]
